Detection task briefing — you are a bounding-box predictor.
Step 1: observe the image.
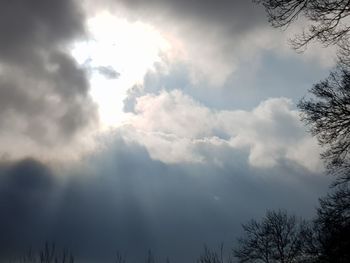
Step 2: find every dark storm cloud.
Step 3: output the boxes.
[98,0,277,86]
[0,0,83,62]
[0,159,57,255]
[116,0,266,34]
[0,0,97,155]
[0,135,331,263]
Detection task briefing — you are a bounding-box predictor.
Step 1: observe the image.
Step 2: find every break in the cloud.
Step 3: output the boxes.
[123,52,331,113]
[0,0,98,161]
[89,0,336,87]
[115,0,275,86]
[122,89,322,172]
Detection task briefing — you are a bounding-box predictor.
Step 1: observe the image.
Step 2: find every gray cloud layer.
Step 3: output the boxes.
[0,136,331,262]
[0,0,97,159]
[116,0,266,32]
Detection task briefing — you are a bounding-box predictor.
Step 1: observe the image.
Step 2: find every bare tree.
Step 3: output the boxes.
[14,243,74,263]
[254,0,350,51]
[254,1,350,181]
[298,64,350,183]
[233,210,309,263]
[234,219,272,263]
[311,183,350,262]
[197,245,224,263]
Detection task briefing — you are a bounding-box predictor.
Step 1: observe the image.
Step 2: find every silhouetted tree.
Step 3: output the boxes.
[14,243,74,263]
[298,65,350,183]
[254,0,350,51]
[234,210,310,263]
[305,184,350,263]
[197,245,224,263]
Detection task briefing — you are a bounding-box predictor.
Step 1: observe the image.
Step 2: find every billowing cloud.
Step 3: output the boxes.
[121,90,322,172]
[0,0,98,161]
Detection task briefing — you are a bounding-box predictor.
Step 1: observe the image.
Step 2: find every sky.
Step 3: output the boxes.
[0,0,336,262]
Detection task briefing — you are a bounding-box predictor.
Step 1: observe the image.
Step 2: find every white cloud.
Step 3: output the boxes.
[120,90,323,172]
[132,90,214,138]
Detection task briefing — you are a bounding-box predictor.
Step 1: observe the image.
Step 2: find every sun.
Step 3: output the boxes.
[71,12,171,129]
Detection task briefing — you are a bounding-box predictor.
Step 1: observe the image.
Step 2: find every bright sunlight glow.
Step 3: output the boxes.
[71,12,171,128]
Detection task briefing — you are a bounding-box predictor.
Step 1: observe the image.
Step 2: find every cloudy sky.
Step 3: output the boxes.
[0,0,335,262]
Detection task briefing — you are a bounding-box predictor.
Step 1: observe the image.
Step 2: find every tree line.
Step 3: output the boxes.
[233,1,350,262]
